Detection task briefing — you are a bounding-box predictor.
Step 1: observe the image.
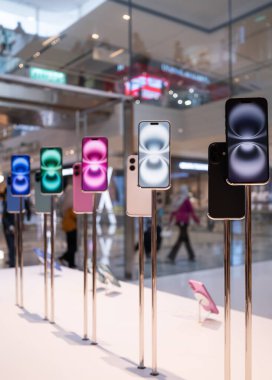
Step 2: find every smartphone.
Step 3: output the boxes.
[34,172,51,214]
[208,142,245,220]
[126,155,152,217]
[11,155,30,196]
[40,147,63,194]
[138,121,171,189]
[226,97,269,185]
[7,178,25,213]
[188,280,219,314]
[82,137,108,192]
[73,163,94,214]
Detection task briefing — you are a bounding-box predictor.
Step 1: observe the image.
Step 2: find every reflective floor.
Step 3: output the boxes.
[0,212,272,281]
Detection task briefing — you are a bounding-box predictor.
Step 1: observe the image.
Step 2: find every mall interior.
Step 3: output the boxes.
[0,1,272,379]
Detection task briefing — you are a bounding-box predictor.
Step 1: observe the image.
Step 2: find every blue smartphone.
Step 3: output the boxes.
[11,155,31,196]
[7,178,25,213]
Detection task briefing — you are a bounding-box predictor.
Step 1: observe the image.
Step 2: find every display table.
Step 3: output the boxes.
[0,266,271,379]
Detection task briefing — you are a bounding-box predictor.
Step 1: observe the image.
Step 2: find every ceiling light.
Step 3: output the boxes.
[18,63,24,69]
[92,33,100,40]
[122,14,130,21]
[51,38,60,46]
[168,90,173,95]
[135,99,141,104]
[110,48,124,58]
[62,168,73,176]
[178,99,183,104]
[173,93,178,98]
[185,100,191,106]
[0,174,4,183]
[234,77,240,83]
[43,35,59,47]
[33,51,40,58]
[179,162,208,171]
[0,249,4,260]
[189,88,194,93]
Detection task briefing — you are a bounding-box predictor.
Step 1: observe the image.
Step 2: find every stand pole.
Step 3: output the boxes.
[224,220,231,380]
[44,214,48,320]
[15,214,19,306]
[245,186,252,380]
[92,194,97,345]
[50,196,55,324]
[19,197,23,308]
[83,213,89,340]
[151,190,158,376]
[138,217,145,369]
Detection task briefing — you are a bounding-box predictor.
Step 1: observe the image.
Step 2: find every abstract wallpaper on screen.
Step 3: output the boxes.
[40,148,63,194]
[226,98,269,184]
[11,155,30,196]
[138,121,170,188]
[82,137,108,192]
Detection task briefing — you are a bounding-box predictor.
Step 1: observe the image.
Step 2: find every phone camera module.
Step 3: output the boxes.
[130,158,135,164]
[130,165,135,171]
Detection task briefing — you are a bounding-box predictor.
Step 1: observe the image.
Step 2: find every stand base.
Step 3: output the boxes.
[91,341,98,346]
[82,337,89,341]
[138,365,145,370]
[50,321,55,325]
[150,371,159,376]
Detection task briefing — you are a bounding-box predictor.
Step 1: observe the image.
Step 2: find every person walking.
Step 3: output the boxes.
[59,180,77,268]
[167,185,199,263]
[1,189,15,267]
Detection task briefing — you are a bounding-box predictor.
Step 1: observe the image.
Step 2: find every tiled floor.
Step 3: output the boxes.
[0,213,272,281]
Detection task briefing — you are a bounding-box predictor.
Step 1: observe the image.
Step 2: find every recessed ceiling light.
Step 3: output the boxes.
[123,14,130,21]
[92,33,100,40]
[178,99,183,104]
[168,90,173,95]
[173,93,178,98]
[110,48,124,58]
[135,99,140,104]
[33,51,40,58]
[0,174,4,183]
[189,88,194,93]
[185,100,192,106]
[18,63,24,69]
[234,77,240,83]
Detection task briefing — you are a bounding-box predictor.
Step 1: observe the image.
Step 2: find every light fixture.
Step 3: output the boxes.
[122,14,130,21]
[135,99,141,104]
[51,38,60,46]
[110,48,124,58]
[173,93,178,98]
[43,35,59,47]
[0,174,4,183]
[185,100,192,106]
[234,77,240,83]
[189,88,194,93]
[179,162,208,171]
[0,249,4,260]
[62,168,73,176]
[18,63,24,69]
[33,51,40,58]
[92,33,100,40]
[178,99,183,104]
[168,90,173,95]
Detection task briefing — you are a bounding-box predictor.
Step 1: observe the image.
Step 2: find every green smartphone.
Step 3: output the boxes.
[40,147,63,194]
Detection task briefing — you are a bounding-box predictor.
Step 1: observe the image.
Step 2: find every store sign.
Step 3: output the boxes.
[29,67,67,84]
[125,74,168,100]
[161,63,210,84]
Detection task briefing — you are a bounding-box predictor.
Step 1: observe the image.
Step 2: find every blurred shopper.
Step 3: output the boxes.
[1,189,15,267]
[167,185,199,263]
[59,179,77,268]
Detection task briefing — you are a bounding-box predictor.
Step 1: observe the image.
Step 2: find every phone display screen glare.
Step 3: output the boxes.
[82,137,108,192]
[11,155,30,196]
[40,148,63,194]
[226,98,269,184]
[138,121,170,188]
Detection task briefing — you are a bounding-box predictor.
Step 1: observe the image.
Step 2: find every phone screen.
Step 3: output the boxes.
[82,137,108,192]
[226,98,269,184]
[11,155,30,196]
[40,147,63,194]
[138,121,170,188]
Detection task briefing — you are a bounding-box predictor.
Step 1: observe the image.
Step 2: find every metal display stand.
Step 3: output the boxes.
[92,194,97,345]
[224,220,231,380]
[83,213,89,340]
[15,214,19,306]
[19,197,23,308]
[138,217,145,369]
[151,190,158,376]
[44,214,48,320]
[50,196,55,324]
[245,186,252,380]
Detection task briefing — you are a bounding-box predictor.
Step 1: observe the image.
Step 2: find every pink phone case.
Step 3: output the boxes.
[188,280,219,314]
[73,163,94,214]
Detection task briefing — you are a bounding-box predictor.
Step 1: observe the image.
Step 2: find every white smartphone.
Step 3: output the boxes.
[126,155,152,217]
[138,121,171,189]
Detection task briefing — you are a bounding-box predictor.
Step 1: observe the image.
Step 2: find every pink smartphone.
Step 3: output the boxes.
[126,155,152,217]
[188,280,219,314]
[82,137,108,192]
[73,163,94,214]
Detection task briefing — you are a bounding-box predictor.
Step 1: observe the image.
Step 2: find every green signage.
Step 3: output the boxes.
[29,67,67,84]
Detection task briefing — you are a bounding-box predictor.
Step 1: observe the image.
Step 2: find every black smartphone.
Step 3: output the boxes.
[226,97,269,185]
[208,142,245,220]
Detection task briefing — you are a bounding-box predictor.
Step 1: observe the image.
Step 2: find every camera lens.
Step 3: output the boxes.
[130,165,135,171]
[130,158,135,164]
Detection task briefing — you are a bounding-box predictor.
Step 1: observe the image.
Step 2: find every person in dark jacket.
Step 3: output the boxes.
[1,189,15,267]
[167,185,199,263]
